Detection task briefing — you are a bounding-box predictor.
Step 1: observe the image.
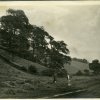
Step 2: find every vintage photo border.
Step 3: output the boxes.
[0,1,100,99]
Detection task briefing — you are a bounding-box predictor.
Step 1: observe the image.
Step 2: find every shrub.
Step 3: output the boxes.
[76,70,83,76]
[18,66,27,72]
[41,69,54,76]
[84,69,90,75]
[28,65,37,74]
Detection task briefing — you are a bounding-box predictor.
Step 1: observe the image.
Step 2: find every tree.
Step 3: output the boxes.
[31,25,71,83]
[31,26,50,63]
[89,59,100,74]
[0,9,71,81]
[49,40,71,68]
[0,9,31,52]
[28,65,37,74]
[82,59,88,63]
[76,70,83,76]
[0,9,33,61]
[46,39,71,83]
[73,58,88,63]
[84,69,90,75]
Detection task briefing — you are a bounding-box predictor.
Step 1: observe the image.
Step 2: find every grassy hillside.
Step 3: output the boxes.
[0,58,37,98]
[0,48,99,98]
[64,60,90,74]
[0,48,48,74]
[0,47,90,75]
[0,48,75,98]
[0,57,78,98]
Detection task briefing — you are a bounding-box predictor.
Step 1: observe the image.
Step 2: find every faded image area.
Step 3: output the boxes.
[0,1,100,98]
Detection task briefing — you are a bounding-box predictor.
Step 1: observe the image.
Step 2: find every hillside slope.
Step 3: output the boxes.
[0,48,48,74]
[64,60,90,74]
[0,57,76,98]
[0,48,94,98]
[0,47,90,75]
[0,57,38,98]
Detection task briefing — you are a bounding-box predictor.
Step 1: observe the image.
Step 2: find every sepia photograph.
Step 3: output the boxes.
[0,1,100,98]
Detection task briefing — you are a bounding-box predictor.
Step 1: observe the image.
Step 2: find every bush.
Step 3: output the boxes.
[18,66,27,72]
[76,70,83,76]
[28,65,37,74]
[84,69,90,75]
[41,69,54,76]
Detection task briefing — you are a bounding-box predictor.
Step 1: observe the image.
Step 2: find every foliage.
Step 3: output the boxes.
[89,59,100,74]
[31,26,49,63]
[84,69,90,75]
[41,69,54,76]
[0,9,31,52]
[46,39,71,70]
[75,70,83,76]
[28,65,37,74]
[73,58,88,63]
[30,25,71,70]
[0,9,71,78]
[18,66,27,72]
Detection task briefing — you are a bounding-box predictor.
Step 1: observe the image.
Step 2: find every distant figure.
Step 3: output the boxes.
[53,72,57,83]
[67,74,71,86]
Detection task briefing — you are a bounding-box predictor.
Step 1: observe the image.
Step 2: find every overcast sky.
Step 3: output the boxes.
[0,1,100,62]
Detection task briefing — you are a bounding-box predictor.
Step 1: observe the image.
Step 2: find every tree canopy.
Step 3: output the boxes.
[0,8,71,71]
[89,59,100,74]
[0,9,31,52]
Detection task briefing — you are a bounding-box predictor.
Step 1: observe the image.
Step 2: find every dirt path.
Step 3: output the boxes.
[54,76,100,98]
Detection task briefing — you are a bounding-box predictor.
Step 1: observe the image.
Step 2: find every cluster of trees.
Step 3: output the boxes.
[75,69,90,76]
[0,9,71,80]
[89,59,100,75]
[0,9,100,79]
[75,59,100,76]
[73,58,88,63]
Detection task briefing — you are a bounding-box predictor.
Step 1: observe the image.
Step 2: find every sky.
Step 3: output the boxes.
[0,1,100,62]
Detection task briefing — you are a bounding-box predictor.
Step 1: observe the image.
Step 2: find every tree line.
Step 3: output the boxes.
[0,9,71,79]
[73,57,88,63]
[89,59,100,75]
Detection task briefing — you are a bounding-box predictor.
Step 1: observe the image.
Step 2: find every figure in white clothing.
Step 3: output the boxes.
[67,74,71,86]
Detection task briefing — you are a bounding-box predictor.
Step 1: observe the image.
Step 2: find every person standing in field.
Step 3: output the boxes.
[53,71,57,83]
[67,74,71,86]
